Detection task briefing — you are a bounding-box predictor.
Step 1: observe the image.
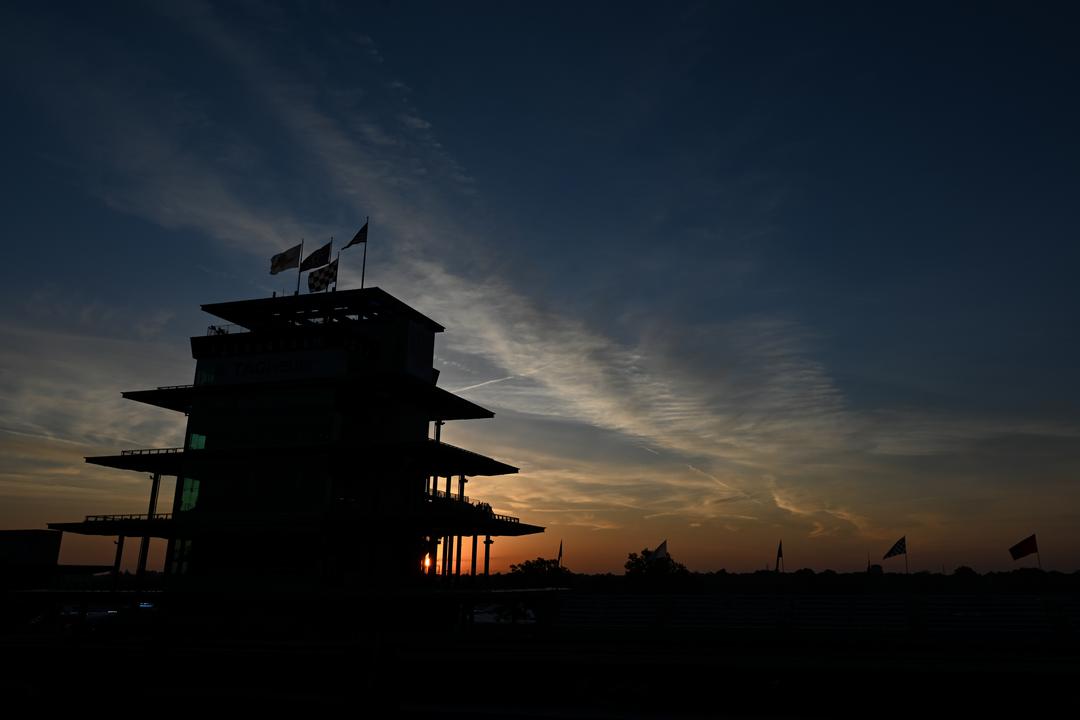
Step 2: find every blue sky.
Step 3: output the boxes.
[2,1,1078,572]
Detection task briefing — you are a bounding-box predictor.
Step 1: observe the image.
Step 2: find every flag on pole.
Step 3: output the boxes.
[1008,534,1038,560]
[343,221,368,250]
[775,540,783,571]
[883,536,907,560]
[307,258,338,292]
[557,540,563,566]
[300,240,332,271]
[270,243,302,274]
[650,540,669,561]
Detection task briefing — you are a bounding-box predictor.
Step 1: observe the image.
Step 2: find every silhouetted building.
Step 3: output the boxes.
[0,529,62,588]
[49,288,543,587]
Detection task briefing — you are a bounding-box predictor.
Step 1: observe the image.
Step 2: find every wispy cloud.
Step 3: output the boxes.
[451,376,517,393]
[6,2,1079,571]
[0,320,189,451]
[399,114,432,130]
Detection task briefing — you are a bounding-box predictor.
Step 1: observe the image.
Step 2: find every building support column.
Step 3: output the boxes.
[428,422,443,500]
[446,532,455,579]
[455,535,463,577]
[113,535,126,580]
[137,471,161,579]
[470,534,478,576]
[444,475,451,499]
[483,535,493,577]
[164,472,186,576]
[428,537,438,577]
[457,474,467,502]
[429,419,443,502]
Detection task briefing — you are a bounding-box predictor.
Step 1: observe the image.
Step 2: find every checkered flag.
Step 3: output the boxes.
[307,258,338,292]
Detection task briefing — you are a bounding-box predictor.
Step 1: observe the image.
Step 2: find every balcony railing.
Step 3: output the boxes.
[425,488,521,523]
[85,513,173,522]
[429,488,471,504]
[120,447,183,456]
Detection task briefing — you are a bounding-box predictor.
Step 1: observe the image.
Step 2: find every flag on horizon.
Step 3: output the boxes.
[557,540,563,566]
[776,540,783,570]
[883,536,907,560]
[650,540,668,561]
[270,243,302,274]
[299,240,332,271]
[307,258,338,292]
[1009,533,1038,561]
[343,221,368,250]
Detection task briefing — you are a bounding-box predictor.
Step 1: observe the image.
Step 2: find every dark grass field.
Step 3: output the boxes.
[3,573,1077,716]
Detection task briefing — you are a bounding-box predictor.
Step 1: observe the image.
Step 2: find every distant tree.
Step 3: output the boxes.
[509,557,573,585]
[624,548,688,577]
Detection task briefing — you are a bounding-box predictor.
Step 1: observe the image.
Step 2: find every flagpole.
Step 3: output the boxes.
[296,239,304,295]
[329,237,335,293]
[361,216,368,289]
[332,249,340,293]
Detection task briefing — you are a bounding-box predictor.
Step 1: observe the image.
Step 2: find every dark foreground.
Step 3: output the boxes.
[2,578,1077,717]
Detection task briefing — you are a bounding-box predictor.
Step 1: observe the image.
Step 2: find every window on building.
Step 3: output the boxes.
[179,477,200,512]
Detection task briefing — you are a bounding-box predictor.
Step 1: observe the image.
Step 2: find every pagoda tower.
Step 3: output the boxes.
[49,288,543,587]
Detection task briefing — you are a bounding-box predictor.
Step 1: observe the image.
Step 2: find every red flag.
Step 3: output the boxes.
[1008,534,1038,561]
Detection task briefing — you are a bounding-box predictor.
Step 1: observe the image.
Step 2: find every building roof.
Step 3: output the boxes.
[417,439,519,476]
[122,375,495,420]
[86,440,518,477]
[48,508,543,539]
[201,287,444,332]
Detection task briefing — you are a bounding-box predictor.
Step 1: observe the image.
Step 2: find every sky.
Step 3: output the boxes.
[1,1,1078,574]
